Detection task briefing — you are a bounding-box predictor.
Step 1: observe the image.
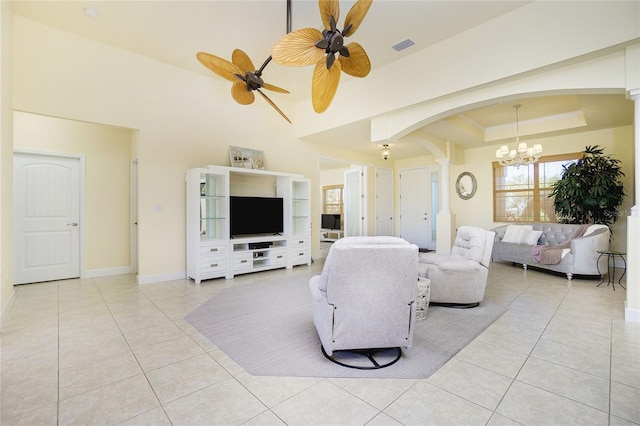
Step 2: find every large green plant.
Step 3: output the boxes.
[550,145,625,227]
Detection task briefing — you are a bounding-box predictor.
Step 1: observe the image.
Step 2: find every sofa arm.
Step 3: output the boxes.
[310,274,329,293]
[418,252,450,265]
[570,228,610,274]
[438,260,483,273]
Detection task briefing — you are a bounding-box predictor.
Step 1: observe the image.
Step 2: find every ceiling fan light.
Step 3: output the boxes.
[381,144,390,160]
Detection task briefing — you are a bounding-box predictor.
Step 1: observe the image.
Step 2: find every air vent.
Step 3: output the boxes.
[392,38,415,52]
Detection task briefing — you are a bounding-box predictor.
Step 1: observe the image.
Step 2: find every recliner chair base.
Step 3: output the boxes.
[321,345,402,370]
[429,301,479,309]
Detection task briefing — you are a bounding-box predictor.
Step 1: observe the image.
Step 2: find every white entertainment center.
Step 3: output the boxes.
[186,165,311,284]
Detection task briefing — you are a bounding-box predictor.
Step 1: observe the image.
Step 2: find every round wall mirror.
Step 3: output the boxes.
[455,172,477,200]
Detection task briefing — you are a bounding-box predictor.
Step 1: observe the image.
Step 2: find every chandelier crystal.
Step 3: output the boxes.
[495,104,542,167]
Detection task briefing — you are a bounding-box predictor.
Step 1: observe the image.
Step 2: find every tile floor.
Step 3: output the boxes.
[1,260,638,425]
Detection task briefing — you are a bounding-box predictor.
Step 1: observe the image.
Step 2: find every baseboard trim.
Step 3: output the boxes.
[0,289,16,329]
[84,266,131,278]
[625,300,640,323]
[137,271,186,285]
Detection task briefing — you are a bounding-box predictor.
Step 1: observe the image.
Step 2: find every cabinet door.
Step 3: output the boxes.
[291,178,310,237]
[199,172,228,241]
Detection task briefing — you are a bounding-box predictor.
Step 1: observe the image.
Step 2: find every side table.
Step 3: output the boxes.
[596,250,626,290]
[416,277,431,322]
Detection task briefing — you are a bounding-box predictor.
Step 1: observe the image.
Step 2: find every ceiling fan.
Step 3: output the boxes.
[196,50,291,123]
[196,0,373,121]
[271,0,372,113]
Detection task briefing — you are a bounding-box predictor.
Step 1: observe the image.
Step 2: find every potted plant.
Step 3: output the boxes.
[550,145,625,228]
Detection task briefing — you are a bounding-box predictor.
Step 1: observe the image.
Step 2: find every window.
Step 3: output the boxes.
[493,153,582,222]
[322,185,343,215]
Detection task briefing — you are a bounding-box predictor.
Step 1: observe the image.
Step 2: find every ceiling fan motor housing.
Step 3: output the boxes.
[244,72,264,90]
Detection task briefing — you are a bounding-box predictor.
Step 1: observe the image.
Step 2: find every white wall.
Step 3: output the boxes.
[295,1,640,138]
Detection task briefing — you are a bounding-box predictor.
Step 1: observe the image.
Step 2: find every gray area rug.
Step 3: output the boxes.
[185,274,507,379]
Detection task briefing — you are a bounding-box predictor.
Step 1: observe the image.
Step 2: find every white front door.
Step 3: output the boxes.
[399,167,436,249]
[375,167,393,236]
[344,167,365,237]
[14,152,82,284]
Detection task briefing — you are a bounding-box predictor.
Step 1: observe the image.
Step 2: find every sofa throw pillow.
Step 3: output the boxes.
[502,225,533,243]
[523,230,543,245]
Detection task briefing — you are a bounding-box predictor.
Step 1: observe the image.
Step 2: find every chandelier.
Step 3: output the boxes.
[495,104,542,167]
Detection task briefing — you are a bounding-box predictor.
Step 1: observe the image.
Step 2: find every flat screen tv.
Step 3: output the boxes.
[230,196,284,237]
[321,214,341,230]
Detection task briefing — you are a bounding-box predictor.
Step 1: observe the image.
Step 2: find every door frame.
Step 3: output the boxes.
[14,149,86,280]
[130,159,138,275]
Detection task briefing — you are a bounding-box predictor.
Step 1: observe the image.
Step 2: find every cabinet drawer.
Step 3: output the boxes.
[201,255,226,274]
[233,252,253,270]
[290,238,309,249]
[291,249,310,260]
[270,249,287,266]
[200,243,226,256]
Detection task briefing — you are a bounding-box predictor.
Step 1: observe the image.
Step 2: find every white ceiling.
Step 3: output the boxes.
[11,1,635,161]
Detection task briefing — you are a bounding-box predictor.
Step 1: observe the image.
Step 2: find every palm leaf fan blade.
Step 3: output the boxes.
[262,83,290,94]
[196,52,242,82]
[231,81,255,105]
[338,42,370,77]
[319,0,340,30]
[257,90,292,124]
[342,0,372,37]
[312,60,341,113]
[272,28,326,66]
[231,49,255,74]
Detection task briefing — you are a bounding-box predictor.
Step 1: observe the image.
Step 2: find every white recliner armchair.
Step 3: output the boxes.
[417,226,495,308]
[309,236,419,369]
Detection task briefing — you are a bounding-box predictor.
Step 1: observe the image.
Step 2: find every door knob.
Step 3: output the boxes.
[67,223,78,226]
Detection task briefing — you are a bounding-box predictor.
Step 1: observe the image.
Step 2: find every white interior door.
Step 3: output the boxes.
[399,167,437,250]
[344,167,364,237]
[14,152,81,284]
[375,167,393,236]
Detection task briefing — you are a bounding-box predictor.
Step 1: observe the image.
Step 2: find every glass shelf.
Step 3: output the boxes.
[199,172,227,240]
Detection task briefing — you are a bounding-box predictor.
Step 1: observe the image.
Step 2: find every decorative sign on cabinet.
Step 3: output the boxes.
[186,166,311,284]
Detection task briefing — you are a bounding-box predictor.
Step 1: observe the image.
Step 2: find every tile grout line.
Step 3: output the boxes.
[94,278,176,425]
[485,277,565,423]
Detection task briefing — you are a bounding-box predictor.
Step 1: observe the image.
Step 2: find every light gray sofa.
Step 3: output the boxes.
[491,223,610,280]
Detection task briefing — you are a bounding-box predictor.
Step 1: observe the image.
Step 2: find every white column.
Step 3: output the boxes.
[630,89,640,217]
[436,159,456,254]
[438,159,451,214]
[626,89,640,323]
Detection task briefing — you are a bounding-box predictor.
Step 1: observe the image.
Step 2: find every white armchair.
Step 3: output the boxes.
[417,226,495,308]
[309,236,419,369]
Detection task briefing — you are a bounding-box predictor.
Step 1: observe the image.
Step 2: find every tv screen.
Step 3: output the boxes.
[321,214,341,230]
[230,196,284,237]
